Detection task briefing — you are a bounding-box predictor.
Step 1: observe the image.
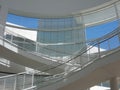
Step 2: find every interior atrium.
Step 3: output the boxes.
[0,0,120,90]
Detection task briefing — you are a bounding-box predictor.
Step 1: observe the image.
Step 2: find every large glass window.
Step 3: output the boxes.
[37,17,86,57]
[83,5,116,26]
[39,18,75,29]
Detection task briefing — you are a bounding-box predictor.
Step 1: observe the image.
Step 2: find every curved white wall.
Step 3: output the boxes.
[4,0,112,17]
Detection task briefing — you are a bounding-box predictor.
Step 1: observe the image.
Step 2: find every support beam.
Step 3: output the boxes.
[110,77,119,90]
[0,0,8,37]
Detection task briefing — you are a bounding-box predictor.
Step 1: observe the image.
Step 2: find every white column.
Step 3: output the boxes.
[110,77,119,90]
[0,0,8,37]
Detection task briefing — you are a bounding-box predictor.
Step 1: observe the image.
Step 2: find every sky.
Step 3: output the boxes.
[86,20,119,40]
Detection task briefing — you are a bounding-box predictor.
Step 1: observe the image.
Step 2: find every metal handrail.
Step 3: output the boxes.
[3,25,120,72]
[5,25,88,59]
[5,25,87,46]
[6,24,83,32]
[0,25,120,90]
[35,24,120,89]
[0,72,26,79]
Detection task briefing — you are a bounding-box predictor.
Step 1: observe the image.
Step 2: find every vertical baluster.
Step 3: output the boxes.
[87,46,90,62]
[98,41,101,58]
[36,42,38,52]
[3,79,6,90]
[22,73,26,89]
[13,76,17,90]
[79,55,82,68]
[31,73,35,90]
[114,3,120,45]
[11,34,13,42]
[107,39,111,50]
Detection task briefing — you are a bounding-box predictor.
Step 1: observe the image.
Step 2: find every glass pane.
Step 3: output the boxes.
[5,76,15,90]
[37,17,85,57]
[0,79,4,90]
[116,1,120,17]
[83,5,116,26]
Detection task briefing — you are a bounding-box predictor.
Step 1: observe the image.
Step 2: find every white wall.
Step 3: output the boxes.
[5,22,37,41]
[90,85,110,90]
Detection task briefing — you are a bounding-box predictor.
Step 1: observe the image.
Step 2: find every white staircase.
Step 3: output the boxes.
[0,26,120,90]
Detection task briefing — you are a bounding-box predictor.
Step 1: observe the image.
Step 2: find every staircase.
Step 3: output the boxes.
[0,26,120,90]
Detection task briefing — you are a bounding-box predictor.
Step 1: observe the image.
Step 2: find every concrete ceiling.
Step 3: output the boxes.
[5,0,113,17]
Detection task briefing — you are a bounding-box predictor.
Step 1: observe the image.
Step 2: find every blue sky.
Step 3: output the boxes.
[86,20,119,40]
[7,14,39,29]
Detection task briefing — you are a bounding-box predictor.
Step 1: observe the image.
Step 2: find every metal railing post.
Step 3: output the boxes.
[36,42,38,52]
[23,74,26,89]
[98,41,101,58]
[14,76,17,90]
[31,73,35,90]
[3,79,6,90]
[108,39,111,50]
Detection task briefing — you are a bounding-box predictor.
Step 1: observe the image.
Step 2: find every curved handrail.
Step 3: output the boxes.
[35,26,120,73]
[4,25,120,72]
[4,25,95,71]
[5,25,88,58]
[4,24,120,73]
[6,24,83,32]
[3,29,86,72]
[1,1,120,89]
[0,72,26,79]
[6,24,87,46]
[0,25,120,90]
[34,25,120,89]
